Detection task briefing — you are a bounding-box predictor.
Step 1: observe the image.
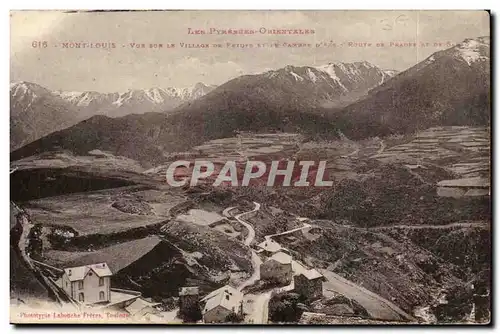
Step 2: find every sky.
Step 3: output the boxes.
[10,10,490,92]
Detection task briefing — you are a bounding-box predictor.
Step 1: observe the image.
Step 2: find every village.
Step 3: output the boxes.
[16,201,332,324]
[11,197,417,324]
[33,222,326,323]
[176,237,327,324]
[50,250,324,324]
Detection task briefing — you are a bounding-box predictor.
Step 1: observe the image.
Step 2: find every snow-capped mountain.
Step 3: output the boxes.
[52,82,217,117]
[10,81,82,151]
[10,60,398,161]
[258,61,397,107]
[12,34,490,165]
[314,61,396,88]
[10,81,53,109]
[382,69,399,77]
[10,81,216,150]
[334,36,490,139]
[451,36,490,66]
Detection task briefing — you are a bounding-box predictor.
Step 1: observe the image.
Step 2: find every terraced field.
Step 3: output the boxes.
[373,126,490,178]
[191,133,303,160]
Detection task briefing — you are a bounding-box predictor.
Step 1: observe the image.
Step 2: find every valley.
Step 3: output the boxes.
[9,34,491,324]
[10,124,491,324]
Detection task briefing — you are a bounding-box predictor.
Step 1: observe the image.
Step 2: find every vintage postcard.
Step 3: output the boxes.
[10,10,491,325]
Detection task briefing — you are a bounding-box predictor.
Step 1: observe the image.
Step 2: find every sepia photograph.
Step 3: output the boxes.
[9,10,491,325]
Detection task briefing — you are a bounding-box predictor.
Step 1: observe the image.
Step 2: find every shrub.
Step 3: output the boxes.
[225,312,244,323]
[268,292,306,323]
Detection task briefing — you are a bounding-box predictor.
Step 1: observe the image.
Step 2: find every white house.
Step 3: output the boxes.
[200,285,243,323]
[61,262,112,304]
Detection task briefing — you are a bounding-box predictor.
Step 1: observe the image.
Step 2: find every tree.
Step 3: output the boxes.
[225,311,244,323]
[268,292,306,323]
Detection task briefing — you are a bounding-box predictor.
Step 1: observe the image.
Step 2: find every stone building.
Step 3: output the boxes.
[260,251,293,284]
[293,268,326,300]
[200,285,243,323]
[61,262,112,304]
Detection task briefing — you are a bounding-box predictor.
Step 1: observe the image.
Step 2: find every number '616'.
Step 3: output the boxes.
[32,41,48,48]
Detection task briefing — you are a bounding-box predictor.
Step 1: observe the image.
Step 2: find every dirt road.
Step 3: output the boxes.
[238,251,262,292]
[244,291,272,324]
[369,221,488,231]
[264,222,311,241]
[228,202,415,323]
[321,269,415,321]
[234,202,260,246]
[228,202,261,291]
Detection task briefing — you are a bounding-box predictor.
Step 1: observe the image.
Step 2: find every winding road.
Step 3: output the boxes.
[234,202,260,246]
[230,202,261,291]
[224,202,269,322]
[225,201,415,323]
[223,203,259,246]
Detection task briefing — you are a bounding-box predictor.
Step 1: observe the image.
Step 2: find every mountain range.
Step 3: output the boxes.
[10,37,490,166]
[10,60,397,162]
[332,36,490,139]
[53,82,217,117]
[10,82,216,150]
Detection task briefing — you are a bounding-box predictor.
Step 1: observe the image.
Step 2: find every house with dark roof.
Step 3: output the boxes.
[200,285,243,323]
[61,262,112,304]
[260,251,293,284]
